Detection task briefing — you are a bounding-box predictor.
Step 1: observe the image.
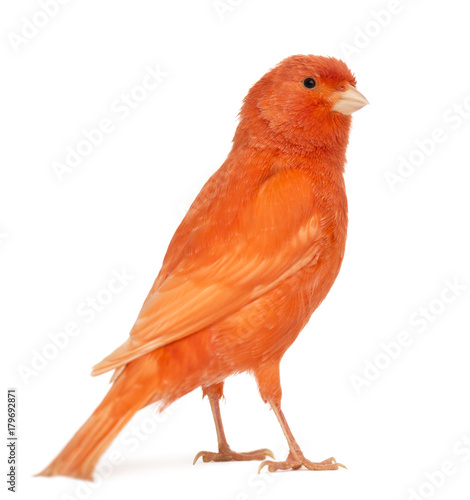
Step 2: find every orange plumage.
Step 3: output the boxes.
[38,54,368,480]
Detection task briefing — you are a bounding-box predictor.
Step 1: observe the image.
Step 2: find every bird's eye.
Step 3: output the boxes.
[302,77,316,89]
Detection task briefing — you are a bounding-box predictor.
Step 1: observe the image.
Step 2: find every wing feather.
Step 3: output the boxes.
[92,168,324,376]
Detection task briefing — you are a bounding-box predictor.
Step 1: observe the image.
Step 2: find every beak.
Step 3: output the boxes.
[331,85,369,115]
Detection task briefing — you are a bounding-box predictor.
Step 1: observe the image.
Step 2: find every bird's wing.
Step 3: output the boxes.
[92,168,326,376]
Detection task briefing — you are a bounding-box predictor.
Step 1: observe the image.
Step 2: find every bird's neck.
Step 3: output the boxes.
[232,116,350,175]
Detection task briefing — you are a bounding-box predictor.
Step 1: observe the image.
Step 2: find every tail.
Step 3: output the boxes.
[36,355,158,481]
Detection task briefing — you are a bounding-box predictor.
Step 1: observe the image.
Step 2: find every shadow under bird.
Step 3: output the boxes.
[38,54,368,480]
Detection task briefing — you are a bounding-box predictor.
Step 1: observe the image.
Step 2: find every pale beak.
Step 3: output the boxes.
[331,85,369,115]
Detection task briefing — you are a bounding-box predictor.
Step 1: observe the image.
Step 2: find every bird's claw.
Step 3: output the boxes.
[258,454,346,473]
[193,447,274,464]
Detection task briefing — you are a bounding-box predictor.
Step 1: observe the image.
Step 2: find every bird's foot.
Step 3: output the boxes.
[258,452,346,472]
[193,444,274,464]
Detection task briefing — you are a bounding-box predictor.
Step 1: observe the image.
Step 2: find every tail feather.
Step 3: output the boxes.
[36,356,158,480]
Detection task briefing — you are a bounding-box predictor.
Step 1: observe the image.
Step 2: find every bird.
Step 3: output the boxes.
[37,54,368,480]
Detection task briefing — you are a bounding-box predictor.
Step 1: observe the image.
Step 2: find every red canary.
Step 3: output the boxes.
[38,54,368,479]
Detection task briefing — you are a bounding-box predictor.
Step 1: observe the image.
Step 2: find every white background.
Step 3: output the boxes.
[2,0,470,499]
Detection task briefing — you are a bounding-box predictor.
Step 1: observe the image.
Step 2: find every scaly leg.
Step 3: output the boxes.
[255,363,345,472]
[193,382,274,464]
[258,399,345,472]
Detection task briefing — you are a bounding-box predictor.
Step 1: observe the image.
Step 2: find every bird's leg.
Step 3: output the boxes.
[258,398,346,472]
[193,382,273,464]
[254,363,345,473]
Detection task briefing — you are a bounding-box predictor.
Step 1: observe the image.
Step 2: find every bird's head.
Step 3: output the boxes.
[238,54,368,153]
